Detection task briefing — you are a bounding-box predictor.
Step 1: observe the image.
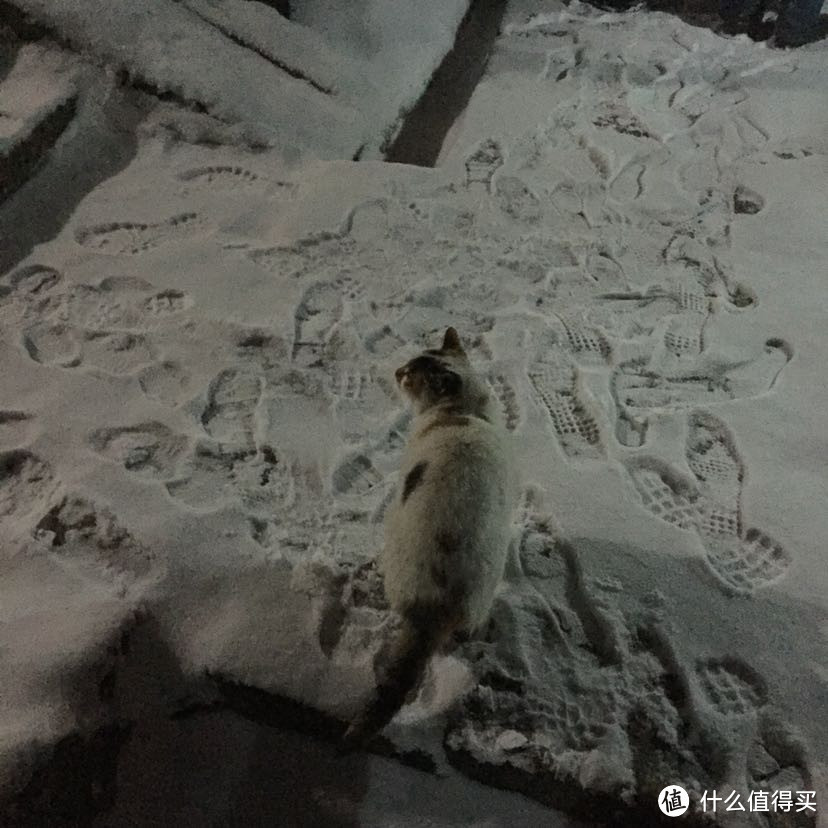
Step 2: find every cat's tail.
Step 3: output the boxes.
[341,604,461,750]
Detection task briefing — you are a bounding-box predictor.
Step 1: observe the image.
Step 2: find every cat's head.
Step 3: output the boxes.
[394,327,489,415]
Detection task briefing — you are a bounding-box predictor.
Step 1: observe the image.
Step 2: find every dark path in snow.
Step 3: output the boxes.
[384,0,507,167]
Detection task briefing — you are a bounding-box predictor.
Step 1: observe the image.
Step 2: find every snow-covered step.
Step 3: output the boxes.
[0,43,78,200]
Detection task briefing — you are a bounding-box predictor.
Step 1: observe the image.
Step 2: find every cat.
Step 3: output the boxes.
[343,327,515,747]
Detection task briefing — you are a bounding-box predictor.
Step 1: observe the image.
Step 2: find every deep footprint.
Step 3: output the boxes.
[166,442,297,517]
[593,289,683,342]
[35,494,156,586]
[75,212,205,255]
[88,421,189,480]
[685,410,744,538]
[624,456,702,531]
[555,312,611,365]
[165,442,235,513]
[234,446,297,518]
[2,264,62,298]
[331,452,384,496]
[701,527,791,596]
[363,324,406,356]
[200,369,264,453]
[22,321,82,367]
[142,289,192,320]
[82,331,156,375]
[29,275,192,333]
[663,312,704,359]
[733,185,765,215]
[487,372,520,432]
[329,368,394,440]
[611,358,733,414]
[696,656,767,717]
[723,338,793,398]
[22,321,156,375]
[177,165,266,191]
[495,176,542,225]
[610,339,793,435]
[528,352,603,459]
[0,410,33,446]
[464,138,504,192]
[0,449,62,531]
[138,361,192,406]
[292,281,345,365]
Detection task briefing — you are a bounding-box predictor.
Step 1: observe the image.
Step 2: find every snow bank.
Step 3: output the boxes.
[5,0,471,159]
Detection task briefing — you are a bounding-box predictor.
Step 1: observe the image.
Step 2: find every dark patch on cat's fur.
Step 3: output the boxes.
[406,355,447,373]
[428,369,462,398]
[402,461,428,503]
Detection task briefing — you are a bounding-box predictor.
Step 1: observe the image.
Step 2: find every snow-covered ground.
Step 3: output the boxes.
[1,0,826,825]
[3,0,469,158]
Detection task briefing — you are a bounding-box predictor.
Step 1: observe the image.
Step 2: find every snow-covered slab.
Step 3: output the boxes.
[179,0,365,98]
[0,43,78,198]
[4,0,473,160]
[0,44,75,149]
[6,0,366,157]
[290,0,472,157]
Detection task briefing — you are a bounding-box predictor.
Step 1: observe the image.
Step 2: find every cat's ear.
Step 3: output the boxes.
[442,327,464,353]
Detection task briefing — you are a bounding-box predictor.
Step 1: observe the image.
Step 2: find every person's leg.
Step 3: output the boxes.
[775,0,824,44]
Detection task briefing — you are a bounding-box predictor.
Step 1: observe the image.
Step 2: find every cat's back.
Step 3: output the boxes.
[405,412,510,499]
[383,413,513,622]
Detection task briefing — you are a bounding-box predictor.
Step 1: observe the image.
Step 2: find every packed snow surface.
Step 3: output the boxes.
[1,0,826,824]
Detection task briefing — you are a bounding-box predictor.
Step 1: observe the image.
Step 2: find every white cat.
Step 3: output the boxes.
[344,327,514,746]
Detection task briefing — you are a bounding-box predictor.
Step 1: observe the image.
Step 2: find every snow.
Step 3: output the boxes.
[0,44,76,153]
[7,0,365,156]
[7,0,470,159]
[1,0,827,824]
